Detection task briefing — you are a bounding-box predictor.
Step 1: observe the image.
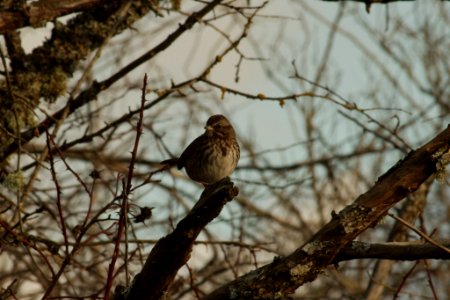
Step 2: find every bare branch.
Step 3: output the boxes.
[122,178,239,300]
[335,240,450,262]
[204,125,450,299]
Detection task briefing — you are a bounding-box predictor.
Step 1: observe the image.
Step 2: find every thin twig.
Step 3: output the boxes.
[388,213,450,255]
[104,73,148,299]
[45,131,70,257]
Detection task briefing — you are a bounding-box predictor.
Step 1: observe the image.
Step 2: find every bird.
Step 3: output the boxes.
[162,114,240,185]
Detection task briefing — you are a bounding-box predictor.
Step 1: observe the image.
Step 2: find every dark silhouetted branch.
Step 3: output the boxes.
[335,240,450,262]
[121,178,239,300]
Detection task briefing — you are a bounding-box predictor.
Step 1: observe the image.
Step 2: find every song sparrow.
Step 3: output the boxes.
[162,115,240,185]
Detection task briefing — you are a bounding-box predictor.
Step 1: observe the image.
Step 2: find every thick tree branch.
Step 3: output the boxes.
[365,178,430,299]
[0,0,107,33]
[120,178,239,300]
[335,240,450,262]
[204,125,450,299]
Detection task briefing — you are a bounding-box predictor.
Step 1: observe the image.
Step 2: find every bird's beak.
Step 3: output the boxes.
[205,125,213,132]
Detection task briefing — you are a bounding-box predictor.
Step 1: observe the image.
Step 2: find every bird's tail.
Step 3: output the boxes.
[160,158,179,168]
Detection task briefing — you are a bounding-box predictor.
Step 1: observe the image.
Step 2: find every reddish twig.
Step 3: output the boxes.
[45,131,70,257]
[422,259,439,300]
[393,260,419,299]
[104,73,147,299]
[41,178,121,299]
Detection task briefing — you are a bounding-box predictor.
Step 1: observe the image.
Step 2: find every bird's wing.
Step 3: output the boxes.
[177,135,204,169]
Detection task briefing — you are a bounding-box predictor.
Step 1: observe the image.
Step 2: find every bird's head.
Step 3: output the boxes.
[204,114,235,138]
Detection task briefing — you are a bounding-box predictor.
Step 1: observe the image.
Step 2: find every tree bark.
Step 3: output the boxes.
[121,178,239,300]
[204,125,450,299]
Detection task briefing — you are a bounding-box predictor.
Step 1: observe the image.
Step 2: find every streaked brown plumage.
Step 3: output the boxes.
[163,115,240,185]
